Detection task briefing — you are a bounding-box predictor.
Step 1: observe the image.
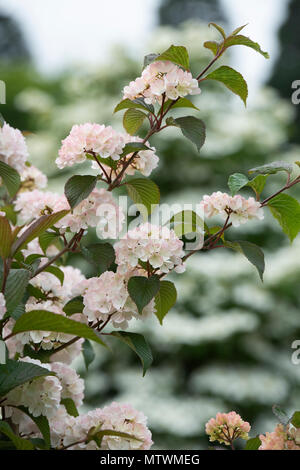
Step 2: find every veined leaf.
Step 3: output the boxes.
[64,175,98,210]
[4,269,30,313]
[203,40,220,56]
[123,108,147,135]
[127,275,160,314]
[171,116,206,152]
[63,296,84,316]
[126,178,160,216]
[156,45,190,70]
[0,421,34,450]
[154,280,177,325]
[224,35,269,59]
[114,98,154,115]
[268,194,300,242]
[0,214,12,258]
[228,173,249,196]
[111,331,153,376]
[249,161,293,176]
[61,398,79,417]
[209,22,226,39]
[225,240,265,281]
[205,66,248,106]
[0,161,21,197]
[82,243,115,274]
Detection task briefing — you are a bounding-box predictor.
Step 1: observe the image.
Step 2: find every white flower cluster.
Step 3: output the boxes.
[20,164,48,190]
[82,270,155,329]
[14,187,124,236]
[56,123,126,169]
[123,60,200,105]
[115,222,185,274]
[201,191,264,227]
[0,123,28,173]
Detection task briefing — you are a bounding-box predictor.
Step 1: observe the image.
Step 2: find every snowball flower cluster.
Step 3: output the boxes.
[0,292,6,320]
[123,60,200,105]
[14,187,124,236]
[0,123,28,173]
[259,424,300,450]
[205,411,251,445]
[51,362,85,407]
[201,191,264,227]
[5,358,62,419]
[56,123,126,169]
[82,270,155,329]
[20,164,48,190]
[115,222,185,274]
[59,402,152,450]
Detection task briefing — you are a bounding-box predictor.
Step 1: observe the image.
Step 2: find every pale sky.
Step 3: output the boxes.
[0,0,290,90]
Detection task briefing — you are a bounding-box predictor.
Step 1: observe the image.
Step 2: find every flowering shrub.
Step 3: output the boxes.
[0,22,300,450]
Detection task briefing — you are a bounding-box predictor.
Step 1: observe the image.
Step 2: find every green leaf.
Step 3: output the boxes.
[203,40,220,56]
[43,266,64,286]
[111,331,153,376]
[0,421,34,450]
[247,175,268,197]
[12,310,107,347]
[82,243,115,274]
[205,66,248,106]
[114,98,154,115]
[209,22,226,39]
[17,406,51,449]
[228,173,249,196]
[128,275,160,314]
[231,24,248,36]
[11,210,69,255]
[64,175,98,210]
[123,108,147,135]
[0,161,21,197]
[126,178,160,216]
[82,339,95,370]
[9,303,26,321]
[0,214,12,258]
[172,116,206,152]
[39,231,60,253]
[88,427,141,447]
[249,161,293,176]
[268,194,300,242]
[0,204,17,225]
[225,240,265,281]
[291,411,300,428]
[4,269,30,313]
[154,281,177,325]
[121,141,151,157]
[245,436,261,450]
[164,97,199,111]
[156,45,190,70]
[63,296,84,315]
[0,359,55,397]
[224,35,269,59]
[61,398,79,417]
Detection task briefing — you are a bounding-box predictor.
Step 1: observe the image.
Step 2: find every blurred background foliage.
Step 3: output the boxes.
[1,0,300,449]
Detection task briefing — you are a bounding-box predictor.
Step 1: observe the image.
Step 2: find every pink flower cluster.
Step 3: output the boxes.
[205,411,251,446]
[123,60,200,105]
[201,191,264,227]
[56,123,126,169]
[82,270,155,329]
[14,187,124,236]
[115,222,185,274]
[0,123,28,173]
[57,402,152,450]
[259,424,300,450]
[20,164,48,190]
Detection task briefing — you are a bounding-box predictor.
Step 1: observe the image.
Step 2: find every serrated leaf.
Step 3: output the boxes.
[245,436,261,450]
[164,97,199,111]
[247,175,268,197]
[128,275,160,314]
[209,22,226,39]
[231,24,248,36]
[81,243,115,274]
[156,45,190,70]
[121,141,150,157]
[61,398,79,417]
[39,231,60,253]
[4,269,30,313]
[114,98,154,115]
[205,66,248,105]
[225,240,265,281]
[203,40,220,56]
[12,310,107,347]
[111,331,153,376]
[249,161,293,176]
[224,35,269,58]
[0,160,21,197]
[123,108,147,135]
[126,178,160,216]
[63,296,84,316]
[0,214,12,258]
[88,427,141,447]
[0,421,34,450]
[154,280,177,325]
[43,265,64,286]
[228,173,249,196]
[11,210,69,255]
[268,194,300,242]
[65,175,97,210]
[172,116,206,152]
[9,303,26,321]
[0,359,54,397]
[0,204,17,225]
[82,339,95,371]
